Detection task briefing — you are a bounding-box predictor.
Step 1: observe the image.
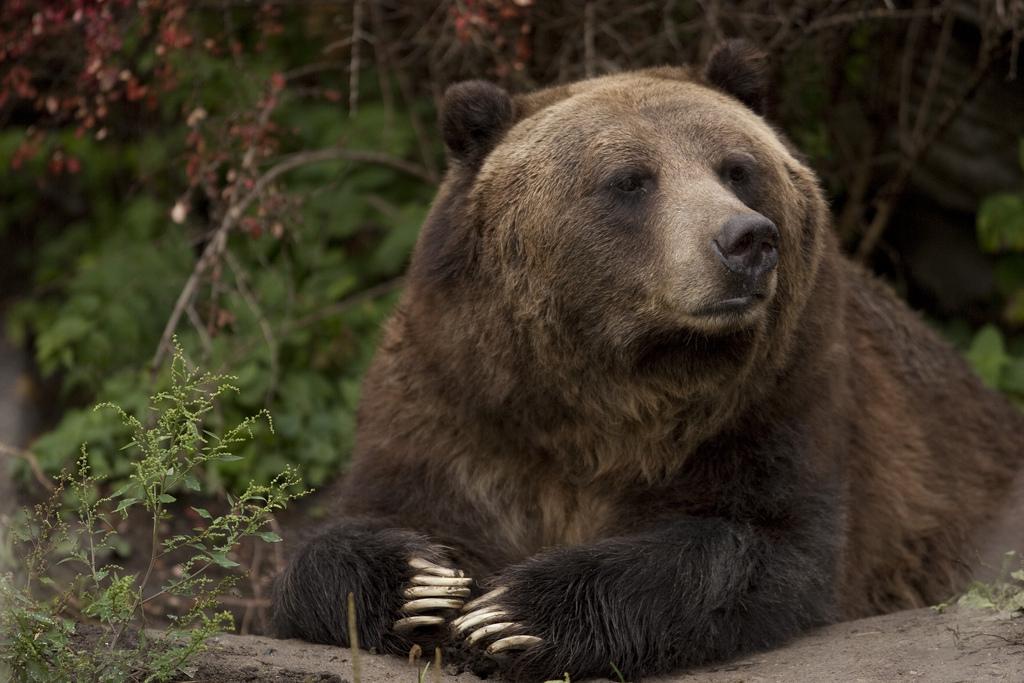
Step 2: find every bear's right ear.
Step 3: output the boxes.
[703,39,769,115]
[441,80,516,169]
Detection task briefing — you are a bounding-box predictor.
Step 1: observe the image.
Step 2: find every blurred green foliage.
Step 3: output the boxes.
[966,140,1024,404]
[1,5,438,494]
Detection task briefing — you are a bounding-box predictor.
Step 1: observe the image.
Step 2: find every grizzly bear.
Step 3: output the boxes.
[271,41,1024,681]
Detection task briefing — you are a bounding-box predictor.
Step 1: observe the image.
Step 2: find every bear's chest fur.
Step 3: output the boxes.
[447,450,619,557]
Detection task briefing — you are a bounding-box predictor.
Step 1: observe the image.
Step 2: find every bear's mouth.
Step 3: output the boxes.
[632,325,758,376]
[693,293,766,318]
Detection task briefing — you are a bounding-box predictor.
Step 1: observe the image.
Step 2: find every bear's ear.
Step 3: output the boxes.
[703,39,769,115]
[441,80,516,169]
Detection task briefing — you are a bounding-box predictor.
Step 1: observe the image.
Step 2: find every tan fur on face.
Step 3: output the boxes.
[428,75,825,483]
[474,76,806,334]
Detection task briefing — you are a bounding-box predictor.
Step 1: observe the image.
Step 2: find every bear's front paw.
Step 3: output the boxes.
[392,557,473,635]
[451,586,544,656]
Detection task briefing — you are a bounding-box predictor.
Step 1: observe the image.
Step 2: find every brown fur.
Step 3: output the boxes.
[275,43,1024,678]
[344,69,1023,616]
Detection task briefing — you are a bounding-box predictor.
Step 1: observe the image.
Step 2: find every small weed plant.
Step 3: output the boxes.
[955,551,1024,613]
[0,344,307,682]
[933,551,1024,615]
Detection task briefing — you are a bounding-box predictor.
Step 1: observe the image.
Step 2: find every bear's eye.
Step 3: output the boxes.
[727,165,749,184]
[610,174,649,195]
[721,153,757,188]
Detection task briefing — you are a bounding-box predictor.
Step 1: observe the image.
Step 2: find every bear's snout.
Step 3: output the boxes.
[712,213,779,284]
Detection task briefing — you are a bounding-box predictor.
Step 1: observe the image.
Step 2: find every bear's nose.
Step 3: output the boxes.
[712,213,779,279]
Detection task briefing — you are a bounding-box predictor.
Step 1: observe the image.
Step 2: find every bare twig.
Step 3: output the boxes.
[370,1,439,181]
[855,38,1012,261]
[836,132,881,241]
[348,592,362,683]
[897,1,927,147]
[215,594,271,609]
[786,6,941,45]
[288,277,405,332]
[150,148,431,374]
[246,147,436,191]
[910,8,954,150]
[185,303,214,357]
[349,0,363,118]
[238,539,264,634]
[584,1,596,78]
[224,250,281,406]
[151,223,232,375]
[0,441,54,492]
[151,99,278,375]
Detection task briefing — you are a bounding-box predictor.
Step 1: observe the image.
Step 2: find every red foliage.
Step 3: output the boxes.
[448,0,534,76]
[0,0,196,169]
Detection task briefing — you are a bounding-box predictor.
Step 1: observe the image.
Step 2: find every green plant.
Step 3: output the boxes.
[1,3,437,496]
[966,139,1024,404]
[0,343,307,682]
[977,140,1024,324]
[965,324,1024,404]
[953,551,1024,613]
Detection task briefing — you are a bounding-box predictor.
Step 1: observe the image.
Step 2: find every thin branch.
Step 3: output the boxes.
[151,99,278,374]
[215,594,271,609]
[0,441,54,492]
[910,8,954,150]
[855,39,1012,261]
[150,223,231,375]
[288,277,404,332]
[224,250,281,407]
[584,1,596,79]
[786,6,942,45]
[150,147,432,374]
[349,0,363,118]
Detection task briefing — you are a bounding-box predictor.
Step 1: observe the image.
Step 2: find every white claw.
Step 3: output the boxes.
[466,622,516,645]
[403,585,472,599]
[402,598,464,613]
[409,557,465,578]
[462,586,509,612]
[452,608,508,633]
[487,635,543,654]
[411,575,474,587]
[393,615,445,632]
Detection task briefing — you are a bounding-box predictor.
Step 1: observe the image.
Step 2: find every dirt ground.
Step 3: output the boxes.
[185,606,1024,683]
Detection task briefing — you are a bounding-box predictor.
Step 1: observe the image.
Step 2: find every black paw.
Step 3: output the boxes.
[271,523,463,653]
[447,555,635,681]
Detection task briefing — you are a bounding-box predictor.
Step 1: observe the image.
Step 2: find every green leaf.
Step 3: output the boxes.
[115,497,140,514]
[256,531,282,543]
[191,507,212,520]
[977,193,1024,253]
[957,585,996,610]
[207,551,240,568]
[965,325,1008,388]
[1003,358,1024,396]
[158,493,176,503]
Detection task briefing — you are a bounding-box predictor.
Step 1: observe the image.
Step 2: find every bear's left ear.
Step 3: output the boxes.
[441,80,516,169]
[703,39,769,115]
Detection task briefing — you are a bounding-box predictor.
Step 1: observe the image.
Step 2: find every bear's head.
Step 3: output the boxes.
[400,41,833,433]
